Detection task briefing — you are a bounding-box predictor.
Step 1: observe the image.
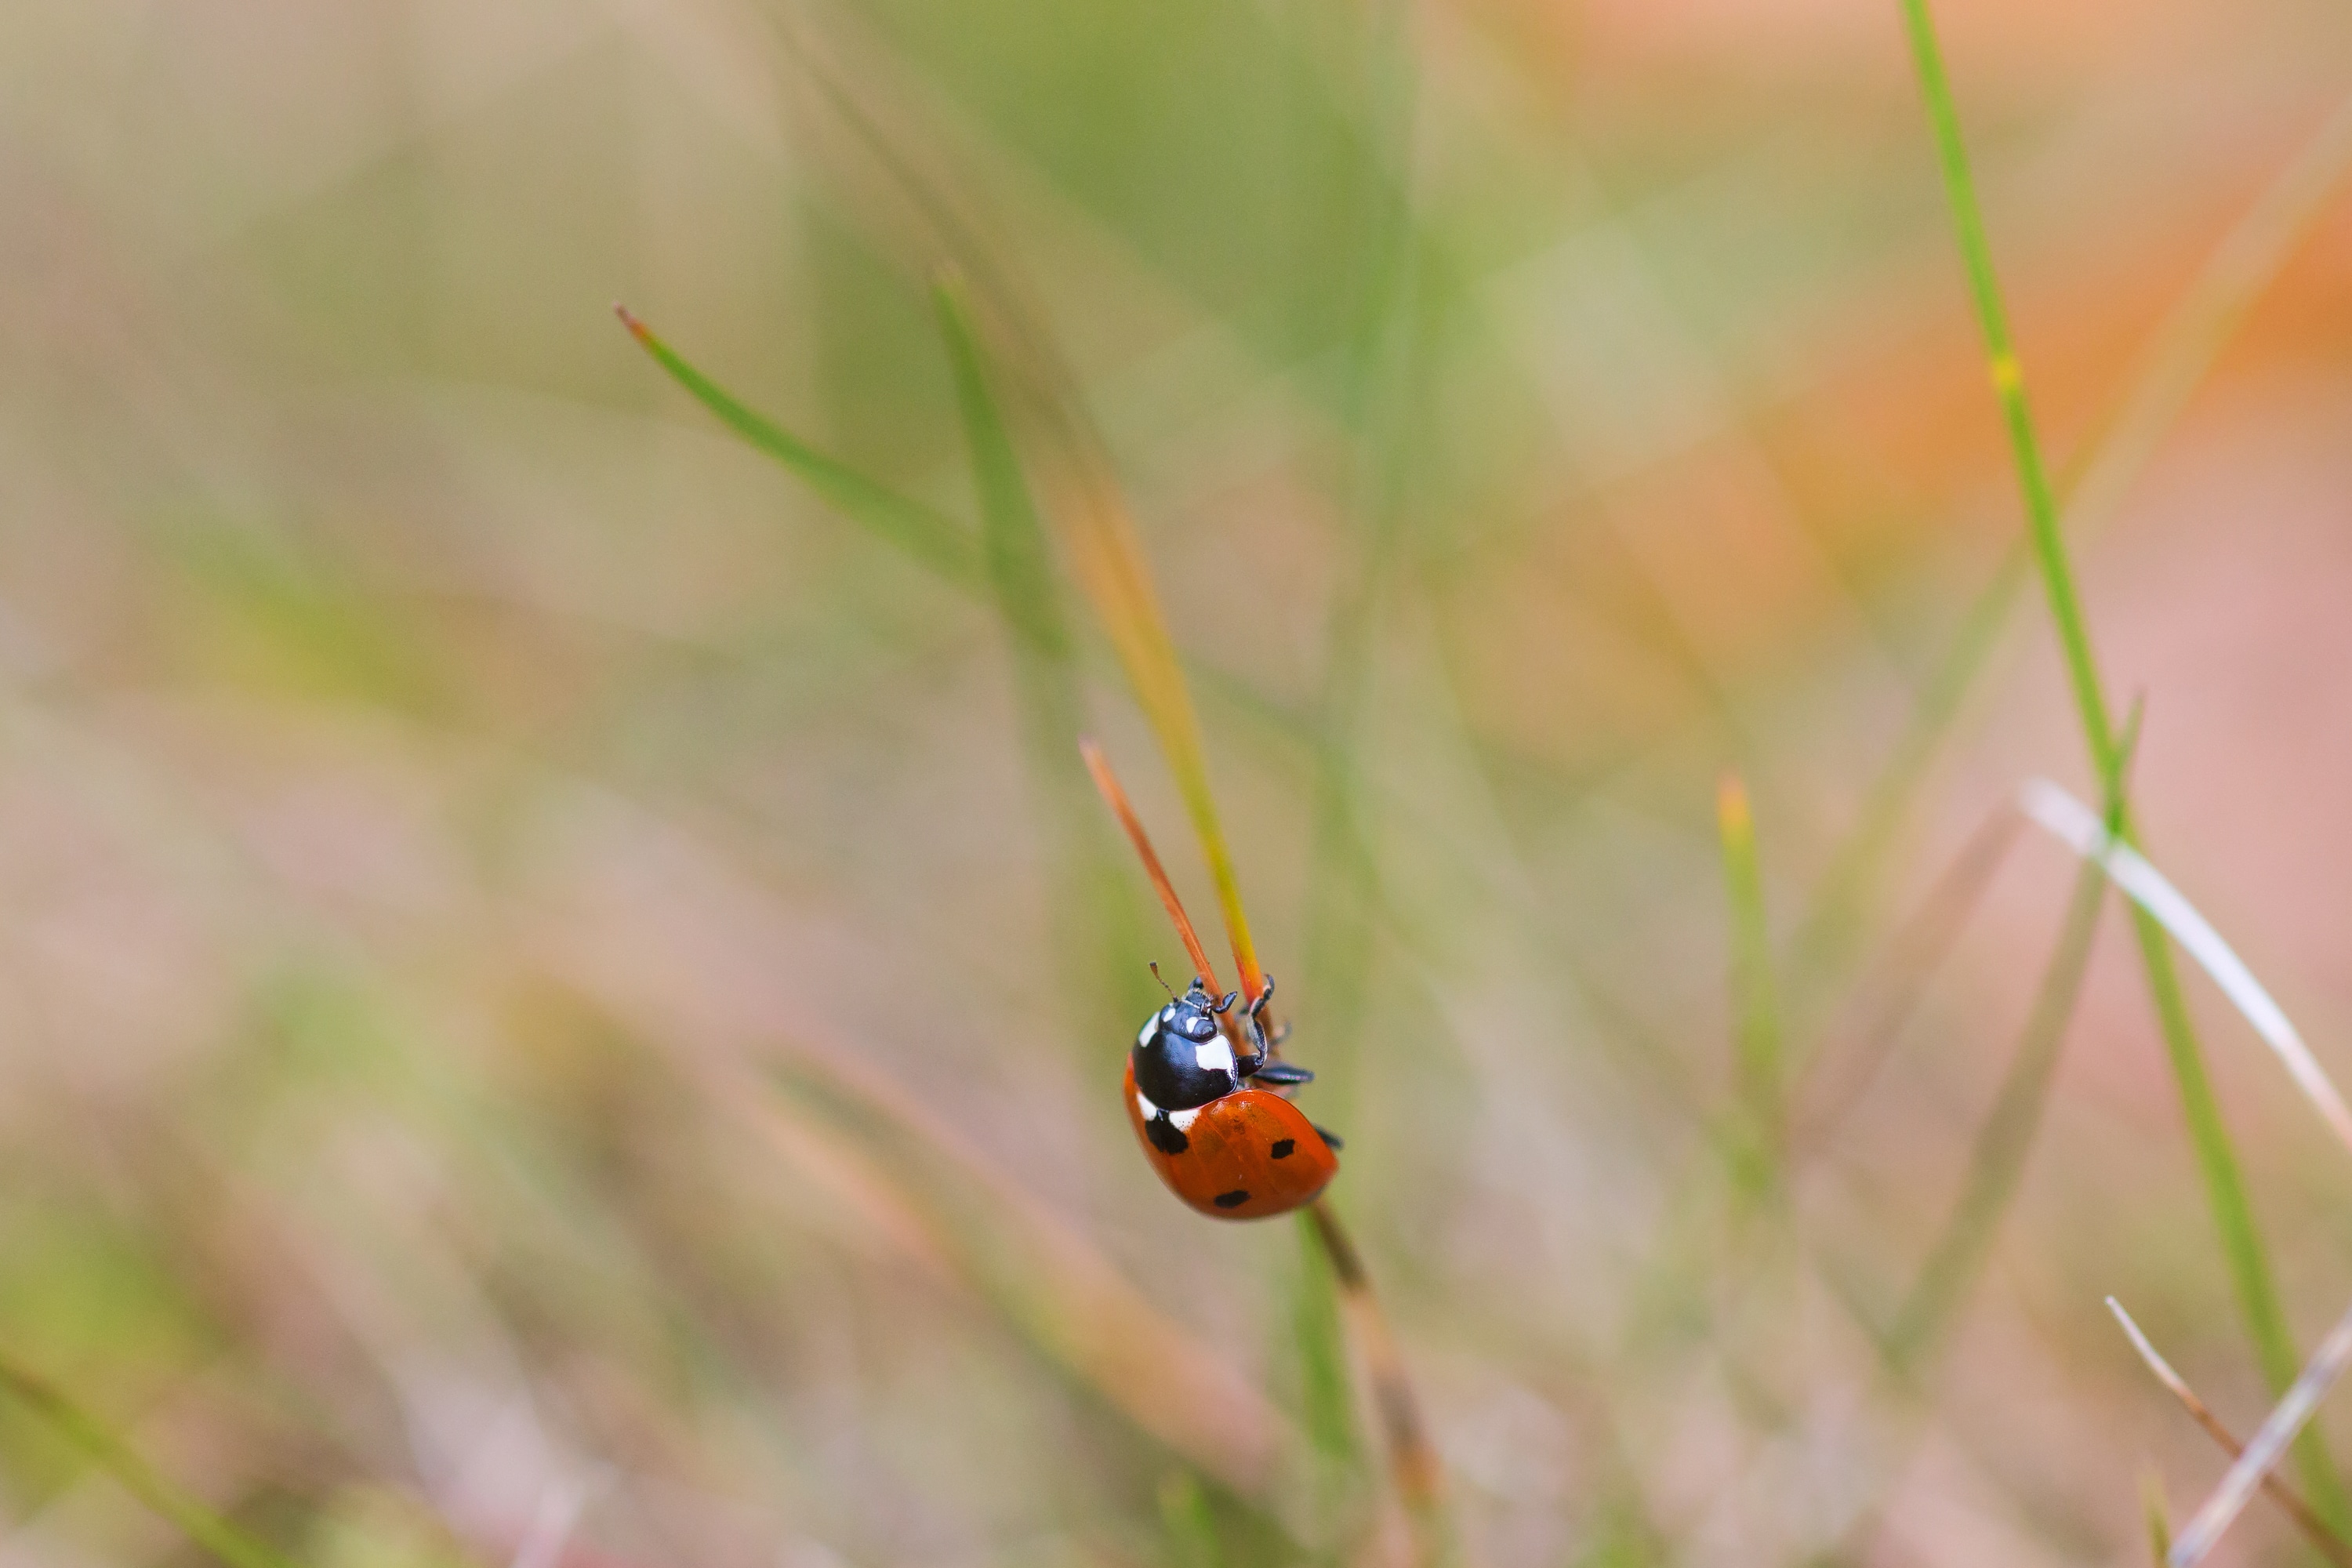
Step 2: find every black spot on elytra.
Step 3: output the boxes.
[1214,1189,1250,1208]
[1269,1138,1295,1160]
[1145,1116,1189,1155]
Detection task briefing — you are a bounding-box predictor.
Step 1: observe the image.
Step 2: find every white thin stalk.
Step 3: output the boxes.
[2018,779,2352,1158]
[2107,1296,2197,1406]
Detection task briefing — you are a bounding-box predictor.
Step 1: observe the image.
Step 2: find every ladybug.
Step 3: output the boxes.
[1124,970,1341,1220]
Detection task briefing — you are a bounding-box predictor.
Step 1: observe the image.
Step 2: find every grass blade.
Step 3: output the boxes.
[1083,740,1231,1004]
[753,1057,1297,1501]
[1795,83,2352,984]
[931,276,1074,666]
[1795,528,2031,985]
[2171,1292,2352,1568]
[1305,1203,1451,1561]
[1302,0,1421,1091]
[752,33,1265,996]
[532,840,1299,1504]
[2132,896,2344,1519]
[1895,0,2114,771]
[747,65,1433,1546]
[1159,1472,1224,1568]
[2144,1470,2174,1568]
[0,1354,301,1568]
[1882,706,2132,1366]
[2063,87,2352,546]
[1285,20,1421,1543]
[1718,775,1784,1202]
[615,305,1334,764]
[2107,1298,2352,1567]
[750,30,1312,1000]
[614,304,981,586]
[2020,779,2352,1158]
[931,273,1152,1037]
[1886,855,2105,1367]
[1057,465,1265,997]
[1897,0,2351,1527]
[1797,800,2023,1149]
[1293,1211,1359,1472]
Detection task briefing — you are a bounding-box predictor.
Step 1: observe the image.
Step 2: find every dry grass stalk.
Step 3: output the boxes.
[2107,1299,2352,1567]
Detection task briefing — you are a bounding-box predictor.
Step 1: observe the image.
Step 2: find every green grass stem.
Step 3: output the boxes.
[1284,14,1443,1546]
[1895,0,2114,774]
[620,300,1310,1024]
[1290,1211,1362,1530]
[1884,701,2142,1362]
[1795,800,2023,1152]
[0,1354,302,1568]
[1887,857,2104,1366]
[1793,84,2352,989]
[1717,775,1784,1203]
[1159,1472,1225,1568]
[616,304,980,586]
[2145,1471,2176,1568]
[1897,0,2351,1529]
[1300,69,1421,1106]
[762,1060,1298,1506]
[1793,546,2027,982]
[932,277,1075,668]
[933,275,1145,1032]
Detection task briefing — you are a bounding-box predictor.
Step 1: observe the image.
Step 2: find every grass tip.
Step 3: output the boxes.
[2145,1470,2176,1568]
[2108,1296,2192,1401]
[1717,773,1753,838]
[1081,739,1228,1003]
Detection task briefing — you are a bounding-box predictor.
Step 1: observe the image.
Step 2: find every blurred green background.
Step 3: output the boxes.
[5,1,2352,1565]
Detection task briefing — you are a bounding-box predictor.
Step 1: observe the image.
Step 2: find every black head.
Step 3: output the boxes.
[1131,976,1240,1112]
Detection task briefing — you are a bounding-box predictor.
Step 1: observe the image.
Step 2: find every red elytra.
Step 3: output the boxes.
[1123,1058,1338,1220]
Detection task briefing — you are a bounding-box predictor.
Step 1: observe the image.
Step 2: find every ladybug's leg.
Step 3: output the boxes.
[1312,1124,1345,1152]
[1250,1060,1314,1087]
[1245,975,1276,1021]
[1232,974,1287,1078]
[1232,973,1278,1077]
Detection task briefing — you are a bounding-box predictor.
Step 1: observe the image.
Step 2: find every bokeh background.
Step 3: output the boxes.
[5,2,2352,1566]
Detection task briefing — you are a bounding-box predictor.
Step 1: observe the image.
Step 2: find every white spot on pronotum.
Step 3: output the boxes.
[1194,1038,1235,1076]
[1169,1107,1202,1131]
[1135,1087,1161,1122]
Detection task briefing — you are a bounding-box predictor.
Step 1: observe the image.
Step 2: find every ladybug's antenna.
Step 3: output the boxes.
[1149,963,1177,1003]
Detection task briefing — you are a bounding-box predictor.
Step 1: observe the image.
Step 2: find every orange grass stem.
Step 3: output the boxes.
[1060,474,1265,1002]
[1083,740,1232,1004]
